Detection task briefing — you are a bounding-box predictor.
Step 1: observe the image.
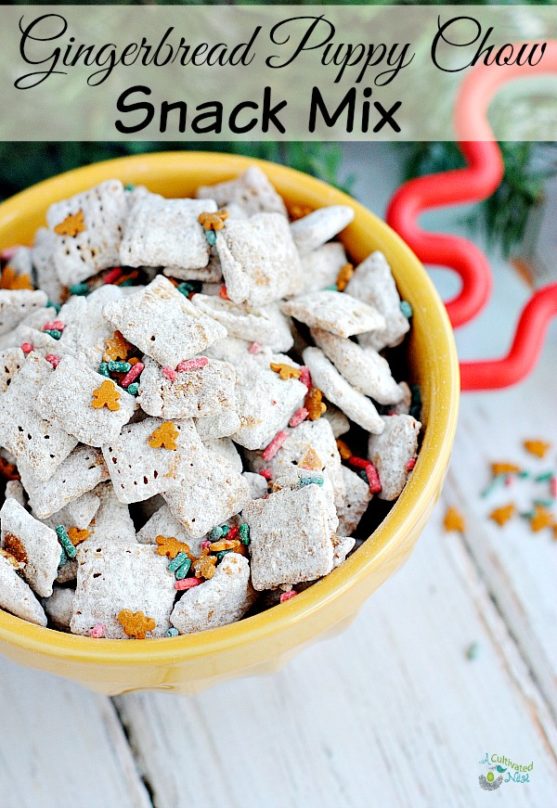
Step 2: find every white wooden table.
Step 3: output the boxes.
[1,145,556,808]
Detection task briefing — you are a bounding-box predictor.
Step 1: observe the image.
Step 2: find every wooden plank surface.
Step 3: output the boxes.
[445,349,557,721]
[0,658,152,808]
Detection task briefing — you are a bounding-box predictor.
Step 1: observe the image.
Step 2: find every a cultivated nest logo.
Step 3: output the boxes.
[478,753,534,790]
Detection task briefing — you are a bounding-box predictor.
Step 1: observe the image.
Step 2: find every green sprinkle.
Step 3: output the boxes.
[323,283,338,291]
[466,642,479,661]
[210,526,224,540]
[299,475,324,488]
[175,558,192,580]
[98,362,110,377]
[520,511,534,520]
[400,300,413,318]
[127,382,139,396]
[239,523,250,546]
[168,552,188,573]
[107,360,131,373]
[534,472,553,482]
[55,525,76,560]
[216,550,232,562]
[480,474,506,499]
[124,183,136,191]
[166,627,179,637]
[518,470,530,479]
[119,279,137,287]
[69,282,90,296]
[533,498,555,508]
[44,329,62,340]
[359,470,368,482]
[220,524,230,537]
[177,282,195,297]
[204,230,217,247]
[47,300,62,313]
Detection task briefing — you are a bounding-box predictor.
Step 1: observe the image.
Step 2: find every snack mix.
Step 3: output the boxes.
[0,166,421,639]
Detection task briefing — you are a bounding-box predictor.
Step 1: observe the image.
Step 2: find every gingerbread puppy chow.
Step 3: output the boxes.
[0,497,60,597]
[120,195,217,271]
[244,484,338,590]
[0,164,423,639]
[368,415,422,501]
[170,553,255,634]
[37,355,137,448]
[216,213,302,306]
[70,542,176,638]
[103,275,226,367]
[47,179,128,285]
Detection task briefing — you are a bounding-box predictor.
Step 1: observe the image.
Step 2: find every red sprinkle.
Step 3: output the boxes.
[299,366,312,388]
[262,430,288,461]
[201,540,211,550]
[120,361,144,388]
[174,577,202,591]
[365,461,382,495]
[551,476,557,499]
[102,267,123,285]
[280,590,297,603]
[162,366,177,382]
[248,341,262,354]
[176,357,209,372]
[227,525,240,541]
[45,354,61,368]
[20,342,33,355]
[289,407,309,428]
[406,457,416,472]
[42,319,64,332]
[347,456,369,471]
[219,285,229,300]
[259,468,272,480]
[89,623,105,638]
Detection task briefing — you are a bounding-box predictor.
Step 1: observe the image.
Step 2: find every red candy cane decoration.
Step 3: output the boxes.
[387,42,557,390]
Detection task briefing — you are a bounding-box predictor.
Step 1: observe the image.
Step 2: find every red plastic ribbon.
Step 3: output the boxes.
[387,42,557,390]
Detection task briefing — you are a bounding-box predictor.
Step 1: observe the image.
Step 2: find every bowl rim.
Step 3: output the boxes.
[0,151,460,664]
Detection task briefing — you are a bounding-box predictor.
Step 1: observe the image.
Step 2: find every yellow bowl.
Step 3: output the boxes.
[0,152,459,694]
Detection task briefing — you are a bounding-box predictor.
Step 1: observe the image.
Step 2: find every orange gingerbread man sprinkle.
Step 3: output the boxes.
[3,533,27,565]
[103,331,131,362]
[209,538,246,556]
[197,210,228,231]
[530,505,553,533]
[54,209,86,238]
[443,506,465,533]
[0,266,33,291]
[91,379,121,411]
[523,440,551,459]
[117,609,156,639]
[148,422,179,450]
[299,447,323,471]
[270,362,302,381]
[193,552,217,580]
[155,535,192,560]
[489,504,515,527]
[67,527,90,547]
[336,263,354,292]
[305,387,327,420]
